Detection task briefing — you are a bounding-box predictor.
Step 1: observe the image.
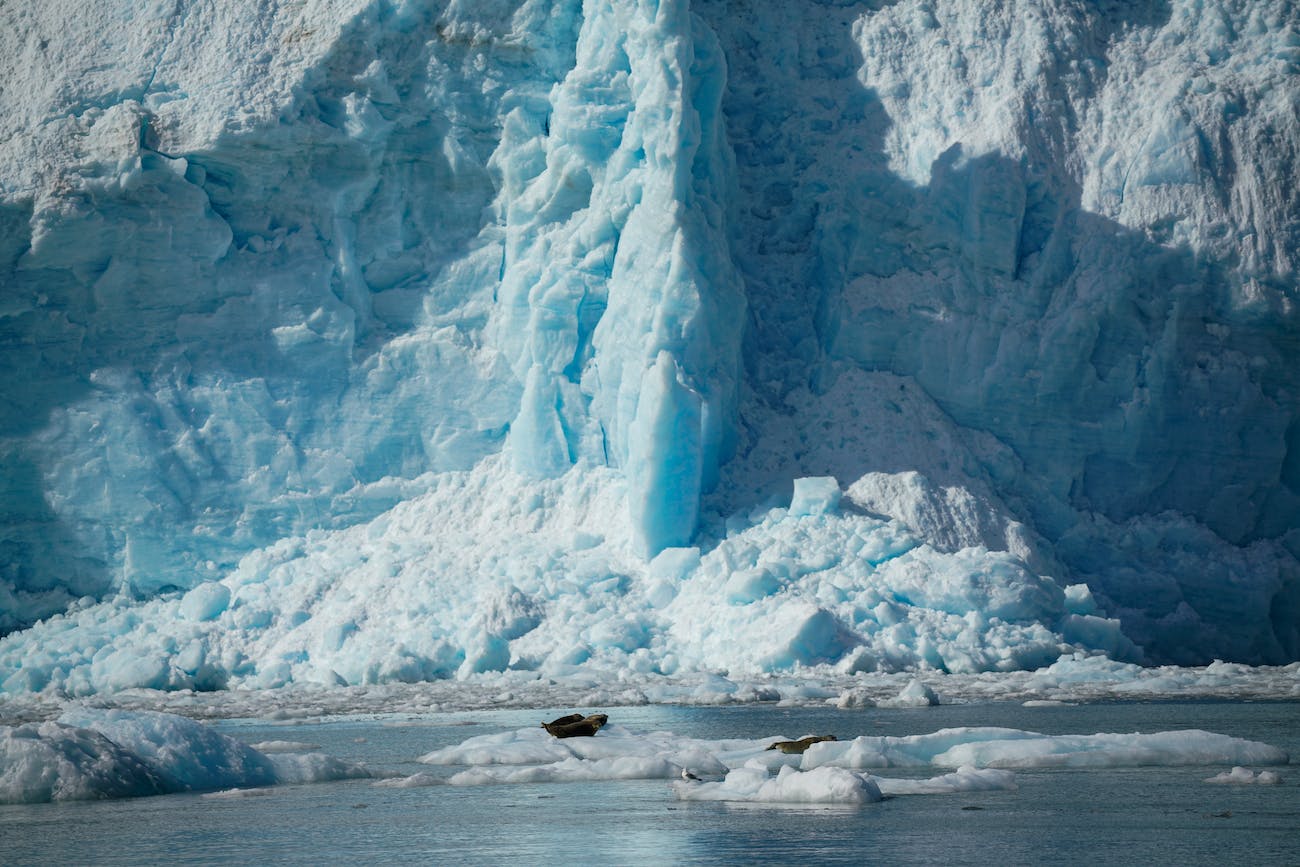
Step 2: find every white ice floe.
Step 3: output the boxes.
[0,709,374,804]
[416,721,1287,805]
[875,766,1018,796]
[671,763,1017,804]
[1204,767,1283,785]
[801,728,1291,770]
[673,765,885,804]
[878,679,941,708]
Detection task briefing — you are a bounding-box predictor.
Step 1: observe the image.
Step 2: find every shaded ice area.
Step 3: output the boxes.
[410,720,1285,805]
[0,709,374,804]
[695,0,1300,666]
[0,0,1298,687]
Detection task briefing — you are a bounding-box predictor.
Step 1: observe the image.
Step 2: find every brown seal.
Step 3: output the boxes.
[541,713,609,738]
[766,735,837,754]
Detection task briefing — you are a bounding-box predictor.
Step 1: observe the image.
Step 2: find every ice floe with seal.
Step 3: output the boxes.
[411,719,1287,804]
[0,709,376,804]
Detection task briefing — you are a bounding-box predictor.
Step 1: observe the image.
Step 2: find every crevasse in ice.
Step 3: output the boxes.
[1,0,1297,693]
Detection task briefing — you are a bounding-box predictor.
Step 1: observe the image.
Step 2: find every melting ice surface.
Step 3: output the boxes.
[2,0,1300,698]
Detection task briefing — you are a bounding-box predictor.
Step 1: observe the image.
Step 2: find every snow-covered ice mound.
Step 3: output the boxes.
[674,765,887,805]
[0,709,373,804]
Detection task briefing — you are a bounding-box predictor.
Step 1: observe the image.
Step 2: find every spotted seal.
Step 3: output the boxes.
[541,713,609,738]
[766,734,837,754]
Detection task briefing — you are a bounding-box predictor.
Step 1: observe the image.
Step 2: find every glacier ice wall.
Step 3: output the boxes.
[1,0,742,616]
[693,0,1300,663]
[1,0,1298,683]
[2,0,552,621]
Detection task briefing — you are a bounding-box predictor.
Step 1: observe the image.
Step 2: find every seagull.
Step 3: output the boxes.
[680,768,701,782]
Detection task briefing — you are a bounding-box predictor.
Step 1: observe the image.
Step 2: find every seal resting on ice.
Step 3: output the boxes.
[541,713,609,738]
[766,735,837,754]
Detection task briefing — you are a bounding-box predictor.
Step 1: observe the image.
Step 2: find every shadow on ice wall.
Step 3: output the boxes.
[696,0,1300,664]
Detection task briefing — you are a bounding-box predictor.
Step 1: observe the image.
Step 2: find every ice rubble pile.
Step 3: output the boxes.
[412,721,1287,804]
[0,463,1138,694]
[0,708,372,804]
[1,0,1298,691]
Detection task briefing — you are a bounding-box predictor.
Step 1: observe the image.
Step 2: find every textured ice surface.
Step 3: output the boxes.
[673,765,887,804]
[412,719,1284,804]
[0,709,372,803]
[417,721,1015,802]
[0,460,1141,695]
[1,0,1299,690]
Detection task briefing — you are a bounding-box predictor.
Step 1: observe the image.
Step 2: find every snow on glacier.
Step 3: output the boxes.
[1,0,1299,695]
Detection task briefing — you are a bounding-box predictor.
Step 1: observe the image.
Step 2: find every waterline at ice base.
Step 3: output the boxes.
[2,0,1299,705]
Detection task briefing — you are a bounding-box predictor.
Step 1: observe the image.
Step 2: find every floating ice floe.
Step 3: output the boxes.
[877,679,941,708]
[0,709,374,804]
[408,721,1288,804]
[673,765,886,804]
[672,764,1019,804]
[1204,767,1283,786]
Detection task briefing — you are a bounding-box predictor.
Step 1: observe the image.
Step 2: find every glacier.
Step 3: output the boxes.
[1,0,1298,696]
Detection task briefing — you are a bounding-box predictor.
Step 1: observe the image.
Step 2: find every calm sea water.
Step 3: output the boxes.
[3,701,1297,866]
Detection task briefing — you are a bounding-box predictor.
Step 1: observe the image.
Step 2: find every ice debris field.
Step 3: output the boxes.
[2,0,1300,702]
[1,706,1289,806]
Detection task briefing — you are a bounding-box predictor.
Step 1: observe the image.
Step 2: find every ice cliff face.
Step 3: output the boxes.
[2,0,741,600]
[1,0,1297,691]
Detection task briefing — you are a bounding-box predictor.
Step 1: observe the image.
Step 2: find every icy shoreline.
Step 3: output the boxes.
[3,655,1297,726]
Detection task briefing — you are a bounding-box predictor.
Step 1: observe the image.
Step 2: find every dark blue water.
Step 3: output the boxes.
[3,702,1297,865]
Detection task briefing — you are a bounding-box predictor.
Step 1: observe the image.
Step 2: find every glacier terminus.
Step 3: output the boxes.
[1,0,1298,697]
